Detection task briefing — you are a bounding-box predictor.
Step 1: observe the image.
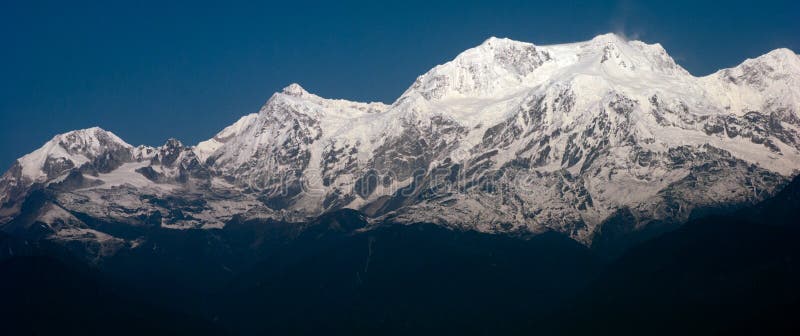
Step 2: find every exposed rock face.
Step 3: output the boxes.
[2,34,800,260]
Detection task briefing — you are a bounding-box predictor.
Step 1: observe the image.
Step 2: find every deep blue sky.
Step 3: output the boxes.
[1,0,798,168]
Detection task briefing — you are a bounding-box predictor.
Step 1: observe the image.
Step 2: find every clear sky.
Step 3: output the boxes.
[1,0,798,168]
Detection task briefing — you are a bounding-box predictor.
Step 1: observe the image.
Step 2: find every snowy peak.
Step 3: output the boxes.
[750,48,799,67]
[587,32,626,45]
[703,47,800,119]
[48,127,131,153]
[401,33,695,104]
[162,138,184,149]
[597,32,624,40]
[477,36,533,50]
[572,33,687,76]
[266,83,389,118]
[719,48,800,84]
[401,36,552,101]
[281,83,310,97]
[153,138,187,166]
[4,34,800,251]
[198,81,392,184]
[15,127,132,181]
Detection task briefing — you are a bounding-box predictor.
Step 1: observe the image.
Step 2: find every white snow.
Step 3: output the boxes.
[3,33,800,245]
[80,161,177,191]
[177,33,800,233]
[17,127,132,181]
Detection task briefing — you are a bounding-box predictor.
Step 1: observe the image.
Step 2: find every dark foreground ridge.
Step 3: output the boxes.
[1,177,799,335]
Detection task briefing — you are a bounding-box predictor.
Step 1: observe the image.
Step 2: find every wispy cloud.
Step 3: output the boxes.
[610,0,643,41]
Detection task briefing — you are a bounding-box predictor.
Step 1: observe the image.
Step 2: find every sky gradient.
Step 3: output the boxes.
[1,0,798,168]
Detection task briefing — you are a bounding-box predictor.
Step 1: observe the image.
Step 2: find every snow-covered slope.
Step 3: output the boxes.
[16,127,132,182]
[0,128,134,220]
[2,33,800,258]
[701,48,800,123]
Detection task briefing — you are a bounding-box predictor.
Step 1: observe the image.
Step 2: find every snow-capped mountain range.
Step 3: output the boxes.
[2,33,800,257]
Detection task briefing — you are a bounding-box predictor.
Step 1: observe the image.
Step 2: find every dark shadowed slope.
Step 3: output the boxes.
[212,223,601,335]
[2,177,800,335]
[0,254,225,335]
[540,176,800,335]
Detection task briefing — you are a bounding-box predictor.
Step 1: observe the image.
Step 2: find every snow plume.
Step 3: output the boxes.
[610,0,643,41]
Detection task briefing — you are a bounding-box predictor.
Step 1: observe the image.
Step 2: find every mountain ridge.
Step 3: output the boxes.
[2,33,800,260]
